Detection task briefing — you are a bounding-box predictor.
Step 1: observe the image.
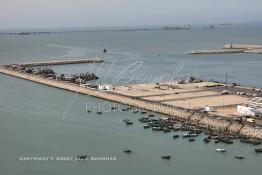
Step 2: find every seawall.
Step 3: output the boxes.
[0,66,261,139]
[224,44,262,50]
[8,58,104,67]
[190,49,244,54]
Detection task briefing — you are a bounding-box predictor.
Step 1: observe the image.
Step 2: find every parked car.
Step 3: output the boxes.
[247,118,255,123]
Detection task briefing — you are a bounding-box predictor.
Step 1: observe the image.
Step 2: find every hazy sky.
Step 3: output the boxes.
[1,0,262,29]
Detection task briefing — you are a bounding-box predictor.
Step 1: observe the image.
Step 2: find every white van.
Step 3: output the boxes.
[247,118,255,123]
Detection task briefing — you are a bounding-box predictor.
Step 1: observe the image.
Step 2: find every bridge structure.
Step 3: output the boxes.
[0,25,191,36]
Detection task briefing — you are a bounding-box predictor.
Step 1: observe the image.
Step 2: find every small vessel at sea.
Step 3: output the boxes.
[126,121,133,125]
[97,111,102,114]
[152,126,163,131]
[163,128,171,133]
[161,155,171,159]
[143,125,150,129]
[216,148,226,152]
[189,138,195,142]
[183,133,198,138]
[234,155,244,159]
[139,117,150,123]
[204,138,210,143]
[111,106,117,110]
[173,127,181,131]
[123,149,132,153]
[173,135,179,139]
[255,148,262,153]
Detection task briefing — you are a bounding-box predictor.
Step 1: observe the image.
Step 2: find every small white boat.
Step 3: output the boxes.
[216,148,226,152]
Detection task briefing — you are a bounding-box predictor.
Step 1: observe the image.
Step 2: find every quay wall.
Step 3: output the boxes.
[0,66,262,139]
[10,58,103,67]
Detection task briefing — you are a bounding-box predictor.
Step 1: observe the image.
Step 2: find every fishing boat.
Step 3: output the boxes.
[126,121,133,125]
[204,138,210,143]
[139,117,150,123]
[173,135,179,139]
[97,111,102,114]
[173,127,181,131]
[143,125,150,129]
[189,138,195,142]
[167,126,174,130]
[152,127,163,131]
[216,148,226,152]
[255,148,262,153]
[140,111,147,114]
[161,155,171,159]
[183,133,198,138]
[163,128,171,133]
[241,139,261,145]
[234,155,244,159]
[133,110,139,113]
[123,149,132,153]
[148,114,155,117]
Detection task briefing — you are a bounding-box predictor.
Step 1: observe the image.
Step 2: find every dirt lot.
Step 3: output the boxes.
[161,95,247,109]
[113,82,262,123]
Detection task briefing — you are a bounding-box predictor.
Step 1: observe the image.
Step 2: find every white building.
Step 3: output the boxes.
[98,84,113,91]
[237,97,262,117]
[237,105,257,116]
[204,105,214,112]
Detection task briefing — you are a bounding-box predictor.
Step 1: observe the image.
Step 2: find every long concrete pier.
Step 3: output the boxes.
[190,49,244,54]
[0,65,261,139]
[9,58,104,67]
[190,44,262,55]
[224,44,262,49]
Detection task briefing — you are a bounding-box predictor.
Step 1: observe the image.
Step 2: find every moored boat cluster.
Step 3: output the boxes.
[90,106,262,158]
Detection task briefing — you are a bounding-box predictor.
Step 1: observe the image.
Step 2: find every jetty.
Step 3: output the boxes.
[190,44,262,55]
[0,59,262,140]
[9,58,103,67]
[224,44,262,50]
[190,49,244,54]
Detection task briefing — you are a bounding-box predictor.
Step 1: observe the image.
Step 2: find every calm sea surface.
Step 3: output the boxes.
[0,24,262,175]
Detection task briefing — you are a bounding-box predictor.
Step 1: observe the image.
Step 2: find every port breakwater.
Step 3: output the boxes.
[224,44,262,50]
[190,44,262,54]
[190,49,244,54]
[9,58,104,67]
[0,65,261,139]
